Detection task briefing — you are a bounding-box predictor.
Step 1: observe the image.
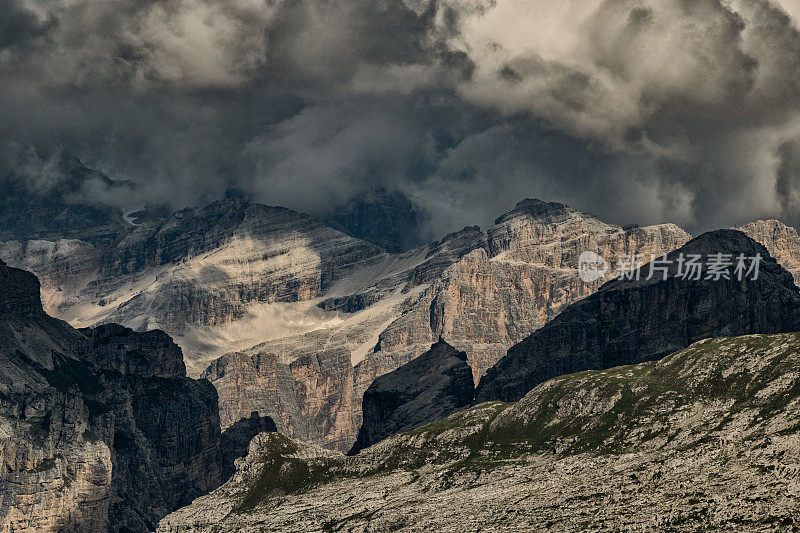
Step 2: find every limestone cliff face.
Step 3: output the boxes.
[349,340,475,454]
[737,219,800,285]
[99,200,388,335]
[372,199,692,383]
[476,230,800,403]
[158,333,800,532]
[0,261,271,533]
[6,197,800,461]
[16,199,796,458]
[0,199,394,378]
[202,224,488,451]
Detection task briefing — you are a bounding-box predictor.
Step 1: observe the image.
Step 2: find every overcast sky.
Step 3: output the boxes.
[2,0,800,240]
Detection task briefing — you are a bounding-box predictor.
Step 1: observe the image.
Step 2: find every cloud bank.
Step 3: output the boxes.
[2,0,800,241]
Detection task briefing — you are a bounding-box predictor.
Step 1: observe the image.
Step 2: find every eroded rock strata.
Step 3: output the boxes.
[476,230,800,403]
[14,198,800,454]
[202,199,691,450]
[737,219,800,284]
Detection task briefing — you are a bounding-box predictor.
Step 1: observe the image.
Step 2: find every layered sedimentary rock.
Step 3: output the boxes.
[159,333,800,532]
[349,340,475,454]
[371,199,692,383]
[0,199,395,376]
[202,224,487,451]
[476,230,800,403]
[0,196,747,455]
[6,193,800,458]
[737,219,800,284]
[0,196,694,454]
[0,261,271,532]
[149,199,688,451]
[94,200,390,339]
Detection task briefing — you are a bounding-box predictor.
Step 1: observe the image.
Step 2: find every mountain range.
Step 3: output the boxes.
[4,183,800,453]
[4,174,800,530]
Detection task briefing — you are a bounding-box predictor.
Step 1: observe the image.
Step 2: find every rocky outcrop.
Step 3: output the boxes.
[476,230,800,403]
[158,332,800,531]
[737,219,800,284]
[349,340,475,454]
[219,412,278,478]
[0,261,271,532]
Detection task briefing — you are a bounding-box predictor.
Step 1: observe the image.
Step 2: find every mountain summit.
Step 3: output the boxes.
[476,230,800,403]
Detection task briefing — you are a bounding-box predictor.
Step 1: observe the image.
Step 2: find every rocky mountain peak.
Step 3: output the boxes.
[600,229,795,292]
[493,198,574,224]
[0,259,42,316]
[736,219,800,284]
[475,229,800,403]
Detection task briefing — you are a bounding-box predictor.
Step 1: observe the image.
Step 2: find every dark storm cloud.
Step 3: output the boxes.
[777,138,800,225]
[0,0,51,50]
[1,0,800,241]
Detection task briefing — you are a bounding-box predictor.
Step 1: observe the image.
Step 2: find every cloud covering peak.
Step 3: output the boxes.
[2,0,800,241]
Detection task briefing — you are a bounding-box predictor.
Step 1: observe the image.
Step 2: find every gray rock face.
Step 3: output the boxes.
[101,200,389,335]
[371,199,691,384]
[349,340,475,454]
[0,261,271,532]
[476,229,800,403]
[0,198,394,376]
[158,332,800,532]
[737,219,800,285]
[202,223,488,451]
[324,187,423,253]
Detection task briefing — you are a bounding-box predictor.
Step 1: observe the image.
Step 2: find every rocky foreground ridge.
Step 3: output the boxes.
[0,261,272,532]
[159,332,800,531]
